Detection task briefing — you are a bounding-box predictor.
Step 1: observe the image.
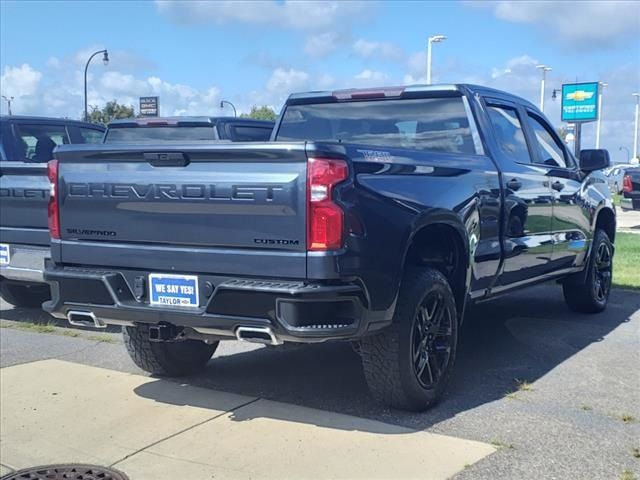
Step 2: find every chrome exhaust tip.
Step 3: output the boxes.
[235,326,282,346]
[67,310,106,329]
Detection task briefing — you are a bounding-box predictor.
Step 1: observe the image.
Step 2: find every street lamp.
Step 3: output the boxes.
[84,49,109,122]
[633,93,640,160]
[535,64,552,112]
[426,35,447,85]
[1,95,14,115]
[595,82,607,149]
[220,100,237,118]
[619,146,630,163]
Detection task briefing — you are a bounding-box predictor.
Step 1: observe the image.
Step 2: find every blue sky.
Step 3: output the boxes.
[1,0,639,160]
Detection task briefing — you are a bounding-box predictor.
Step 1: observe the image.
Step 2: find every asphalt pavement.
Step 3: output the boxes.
[1,283,639,479]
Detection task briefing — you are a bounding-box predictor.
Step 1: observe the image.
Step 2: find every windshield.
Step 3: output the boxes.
[104,126,216,143]
[276,97,477,154]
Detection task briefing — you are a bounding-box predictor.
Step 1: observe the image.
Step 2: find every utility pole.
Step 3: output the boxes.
[536,65,552,112]
[1,95,14,115]
[633,93,640,160]
[426,35,446,85]
[595,82,607,149]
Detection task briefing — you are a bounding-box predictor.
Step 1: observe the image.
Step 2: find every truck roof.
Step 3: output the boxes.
[107,116,274,127]
[286,83,538,111]
[0,115,105,128]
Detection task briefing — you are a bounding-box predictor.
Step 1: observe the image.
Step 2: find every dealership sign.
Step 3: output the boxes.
[139,96,159,117]
[561,82,598,123]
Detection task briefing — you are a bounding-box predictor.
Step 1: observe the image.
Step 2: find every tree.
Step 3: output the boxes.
[240,105,277,121]
[88,100,135,125]
[556,127,568,142]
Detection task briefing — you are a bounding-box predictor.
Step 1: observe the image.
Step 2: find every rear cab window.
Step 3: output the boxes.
[104,126,217,143]
[226,125,273,142]
[276,97,481,155]
[77,127,105,144]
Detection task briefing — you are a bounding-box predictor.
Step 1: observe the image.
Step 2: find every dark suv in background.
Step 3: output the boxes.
[0,116,105,307]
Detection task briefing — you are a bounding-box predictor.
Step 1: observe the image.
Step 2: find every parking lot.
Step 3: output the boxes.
[1,283,638,479]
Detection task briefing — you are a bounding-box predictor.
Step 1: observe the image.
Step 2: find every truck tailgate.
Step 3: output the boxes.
[54,144,308,276]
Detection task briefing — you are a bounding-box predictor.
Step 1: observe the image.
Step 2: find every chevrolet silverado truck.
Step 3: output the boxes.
[0,115,105,307]
[104,117,274,143]
[43,85,615,411]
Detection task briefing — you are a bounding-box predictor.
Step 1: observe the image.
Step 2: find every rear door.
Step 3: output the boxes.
[0,121,71,246]
[524,110,590,270]
[483,100,556,288]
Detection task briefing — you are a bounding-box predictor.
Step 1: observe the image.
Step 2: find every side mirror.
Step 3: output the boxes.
[580,149,610,172]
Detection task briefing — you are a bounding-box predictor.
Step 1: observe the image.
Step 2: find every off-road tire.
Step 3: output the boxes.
[563,229,613,314]
[123,324,218,376]
[0,280,50,308]
[360,268,458,411]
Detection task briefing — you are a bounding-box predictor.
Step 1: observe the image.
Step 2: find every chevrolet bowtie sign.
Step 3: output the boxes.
[561,82,598,123]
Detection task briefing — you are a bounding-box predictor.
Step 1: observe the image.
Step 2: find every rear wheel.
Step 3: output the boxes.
[123,324,218,376]
[563,229,613,314]
[0,280,50,308]
[360,268,458,411]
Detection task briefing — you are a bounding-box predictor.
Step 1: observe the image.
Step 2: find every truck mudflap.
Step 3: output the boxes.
[43,264,391,343]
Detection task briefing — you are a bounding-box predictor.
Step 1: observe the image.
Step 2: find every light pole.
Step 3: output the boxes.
[619,146,630,163]
[633,93,640,160]
[536,64,552,112]
[1,95,14,115]
[426,35,446,85]
[219,100,237,118]
[84,49,109,122]
[595,82,607,149]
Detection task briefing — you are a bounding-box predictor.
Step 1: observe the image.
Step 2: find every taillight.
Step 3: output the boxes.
[307,158,348,251]
[47,160,60,239]
[623,174,633,193]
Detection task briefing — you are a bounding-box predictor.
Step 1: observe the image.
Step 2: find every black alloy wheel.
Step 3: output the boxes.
[411,291,454,389]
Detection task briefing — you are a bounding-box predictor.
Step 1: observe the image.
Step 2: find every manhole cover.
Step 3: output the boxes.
[1,464,128,480]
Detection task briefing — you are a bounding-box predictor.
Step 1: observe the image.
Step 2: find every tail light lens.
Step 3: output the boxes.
[307,158,348,251]
[47,160,60,239]
[623,174,633,193]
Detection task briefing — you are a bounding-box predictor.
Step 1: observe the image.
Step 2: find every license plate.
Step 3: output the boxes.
[148,273,199,307]
[0,244,9,266]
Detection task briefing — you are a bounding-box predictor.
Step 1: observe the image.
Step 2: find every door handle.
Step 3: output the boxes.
[551,181,565,192]
[506,179,522,191]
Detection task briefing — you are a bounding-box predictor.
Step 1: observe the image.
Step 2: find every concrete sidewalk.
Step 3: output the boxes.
[0,360,495,479]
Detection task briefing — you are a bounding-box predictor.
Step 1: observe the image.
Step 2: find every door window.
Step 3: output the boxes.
[14,124,69,162]
[486,106,531,164]
[527,114,571,168]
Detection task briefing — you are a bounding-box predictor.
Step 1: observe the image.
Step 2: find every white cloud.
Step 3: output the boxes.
[155,0,369,31]
[266,68,310,93]
[354,69,389,86]
[352,39,403,61]
[1,64,42,97]
[468,1,640,46]
[305,32,342,58]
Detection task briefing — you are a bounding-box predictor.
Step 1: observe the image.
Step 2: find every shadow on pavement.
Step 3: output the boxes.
[132,284,640,431]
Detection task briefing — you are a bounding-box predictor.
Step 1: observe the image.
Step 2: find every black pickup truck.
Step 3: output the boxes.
[44,85,615,411]
[0,116,105,307]
[621,167,640,210]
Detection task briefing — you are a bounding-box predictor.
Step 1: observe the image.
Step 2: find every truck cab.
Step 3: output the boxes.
[0,116,105,307]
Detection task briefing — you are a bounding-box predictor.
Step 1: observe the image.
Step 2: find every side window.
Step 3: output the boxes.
[527,114,570,168]
[78,127,104,144]
[14,124,69,162]
[486,105,532,164]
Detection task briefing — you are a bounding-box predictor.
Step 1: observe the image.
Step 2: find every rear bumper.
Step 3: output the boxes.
[0,244,49,284]
[43,264,392,343]
[621,194,640,211]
